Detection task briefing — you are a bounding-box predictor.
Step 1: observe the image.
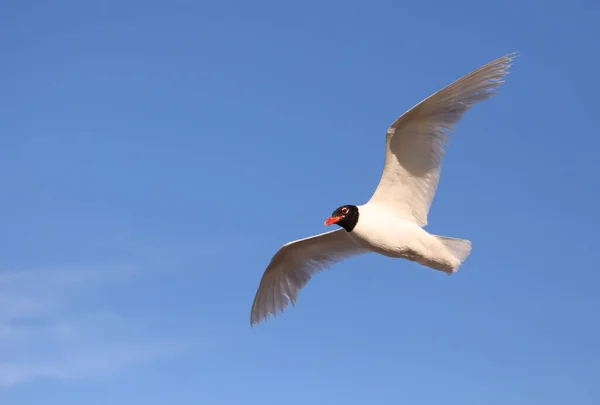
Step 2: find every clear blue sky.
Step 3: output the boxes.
[1,0,598,404]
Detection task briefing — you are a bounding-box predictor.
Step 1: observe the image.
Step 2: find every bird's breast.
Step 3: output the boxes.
[347,205,426,258]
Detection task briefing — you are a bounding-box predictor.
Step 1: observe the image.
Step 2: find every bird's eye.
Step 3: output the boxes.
[341,207,349,215]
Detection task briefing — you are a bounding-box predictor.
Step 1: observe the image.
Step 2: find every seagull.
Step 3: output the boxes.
[250,53,517,326]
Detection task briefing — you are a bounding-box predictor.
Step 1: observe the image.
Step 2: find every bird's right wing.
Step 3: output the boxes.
[250,229,369,326]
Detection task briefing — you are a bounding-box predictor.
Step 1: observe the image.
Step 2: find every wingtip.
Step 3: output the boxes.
[499,51,520,69]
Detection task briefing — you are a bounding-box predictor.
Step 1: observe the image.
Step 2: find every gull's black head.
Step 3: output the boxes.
[324,205,359,232]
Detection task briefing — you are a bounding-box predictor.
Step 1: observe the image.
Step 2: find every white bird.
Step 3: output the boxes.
[250,53,517,326]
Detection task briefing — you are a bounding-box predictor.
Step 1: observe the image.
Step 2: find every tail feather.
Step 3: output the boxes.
[434,235,472,272]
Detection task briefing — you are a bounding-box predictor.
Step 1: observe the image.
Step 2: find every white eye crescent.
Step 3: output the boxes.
[341,207,349,215]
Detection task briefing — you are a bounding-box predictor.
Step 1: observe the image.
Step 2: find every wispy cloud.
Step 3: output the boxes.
[0,265,185,388]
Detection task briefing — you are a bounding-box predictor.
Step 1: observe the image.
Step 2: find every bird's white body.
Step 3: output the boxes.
[349,203,465,273]
[250,53,516,325]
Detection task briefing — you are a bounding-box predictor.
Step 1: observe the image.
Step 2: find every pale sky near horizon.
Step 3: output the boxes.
[1,0,599,404]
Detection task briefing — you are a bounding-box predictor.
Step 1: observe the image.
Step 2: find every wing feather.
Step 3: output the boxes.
[368,52,517,226]
[250,229,368,325]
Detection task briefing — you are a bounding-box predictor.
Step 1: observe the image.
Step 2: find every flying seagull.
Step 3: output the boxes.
[250,53,517,326]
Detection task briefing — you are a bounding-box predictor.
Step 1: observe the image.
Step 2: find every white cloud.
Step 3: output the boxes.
[0,266,185,388]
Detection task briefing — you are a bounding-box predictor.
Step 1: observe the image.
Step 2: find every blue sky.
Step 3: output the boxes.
[1,0,599,404]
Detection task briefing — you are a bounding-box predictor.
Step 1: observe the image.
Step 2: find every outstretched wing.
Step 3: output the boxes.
[250,229,368,326]
[368,53,517,226]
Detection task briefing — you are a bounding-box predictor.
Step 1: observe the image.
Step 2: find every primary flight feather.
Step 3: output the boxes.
[250,53,517,326]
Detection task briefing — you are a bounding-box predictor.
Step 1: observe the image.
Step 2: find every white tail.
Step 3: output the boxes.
[435,235,472,272]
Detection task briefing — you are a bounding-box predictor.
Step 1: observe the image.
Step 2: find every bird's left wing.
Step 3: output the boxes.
[367,53,517,226]
[251,229,368,326]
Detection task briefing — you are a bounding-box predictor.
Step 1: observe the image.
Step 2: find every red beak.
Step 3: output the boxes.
[324,216,342,226]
